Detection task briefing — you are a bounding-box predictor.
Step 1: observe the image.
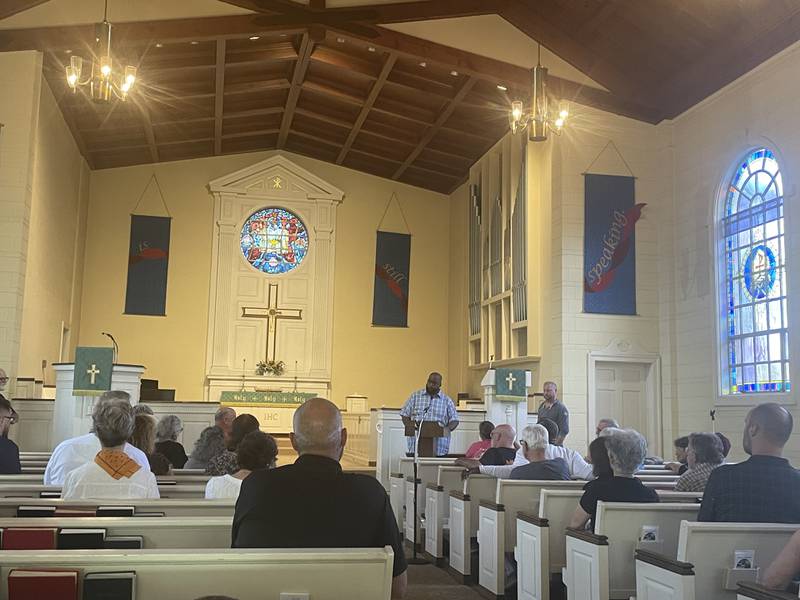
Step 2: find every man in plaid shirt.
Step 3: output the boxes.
[400,372,459,456]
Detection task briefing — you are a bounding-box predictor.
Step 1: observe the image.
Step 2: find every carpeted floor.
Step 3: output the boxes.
[405,563,485,600]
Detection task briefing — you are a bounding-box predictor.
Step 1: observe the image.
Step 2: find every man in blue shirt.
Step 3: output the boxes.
[400,372,459,456]
[698,402,800,523]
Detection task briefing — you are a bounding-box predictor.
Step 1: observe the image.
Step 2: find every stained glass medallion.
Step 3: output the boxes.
[723,148,790,394]
[240,207,309,275]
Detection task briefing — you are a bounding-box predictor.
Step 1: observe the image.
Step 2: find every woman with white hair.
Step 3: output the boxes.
[155,415,188,469]
[62,396,160,500]
[569,428,658,530]
[510,424,570,480]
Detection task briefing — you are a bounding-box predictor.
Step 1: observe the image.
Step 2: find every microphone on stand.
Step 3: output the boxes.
[102,332,119,364]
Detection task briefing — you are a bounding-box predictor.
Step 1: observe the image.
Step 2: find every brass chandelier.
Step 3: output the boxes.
[65,0,137,102]
[509,44,569,142]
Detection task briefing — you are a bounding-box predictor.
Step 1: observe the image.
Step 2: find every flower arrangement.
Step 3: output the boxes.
[256,360,285,376]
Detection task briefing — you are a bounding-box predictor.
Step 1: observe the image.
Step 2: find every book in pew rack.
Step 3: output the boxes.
[96,506,135,517]
[16,505,56,518]
[104,535,143,549]
[1,527,57,550]
[58,528,107,550]
[83,571,136,600]
[8,569,79,600]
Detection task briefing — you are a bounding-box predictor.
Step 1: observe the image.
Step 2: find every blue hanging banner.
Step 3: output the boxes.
[583,174,645,315]
[124,215,171,316]
[372,231,411,327]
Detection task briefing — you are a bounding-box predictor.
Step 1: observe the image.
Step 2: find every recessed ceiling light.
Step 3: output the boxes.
[190,41,199,45]
[65,49,72,54]
[497,84,508,91]
[155,43,163,48]
[249,36,260,41]
[450,70,458,77]
[336,37,345,43]
[368,46,376,52]
[419,61,427,68]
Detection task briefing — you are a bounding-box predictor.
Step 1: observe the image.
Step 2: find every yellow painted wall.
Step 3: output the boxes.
[80,151,451,405]
[18,79,90,382]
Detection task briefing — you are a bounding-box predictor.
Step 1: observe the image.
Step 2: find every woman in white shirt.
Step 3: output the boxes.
[205,430,277,499]
[62,393,159,500]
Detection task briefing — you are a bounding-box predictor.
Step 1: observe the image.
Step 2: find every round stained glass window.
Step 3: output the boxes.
[240,207,309,275]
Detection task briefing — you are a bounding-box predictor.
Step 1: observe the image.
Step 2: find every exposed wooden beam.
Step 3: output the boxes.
[337,51,396,164]
[393,76,476,180]
[330,24,664,124]
[132,100,160,163]
[0,15,304,52]
[278,32,313,149]
[0,0,50,20]
[214,39,226,155]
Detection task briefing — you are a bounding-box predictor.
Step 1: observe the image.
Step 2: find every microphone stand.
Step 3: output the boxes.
[409,403,431,565]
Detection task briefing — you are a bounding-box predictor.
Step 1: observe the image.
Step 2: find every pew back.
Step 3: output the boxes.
[0,498,235,517]
[0,547,395,600]
[0,484,207,499]
[0,516,231,548]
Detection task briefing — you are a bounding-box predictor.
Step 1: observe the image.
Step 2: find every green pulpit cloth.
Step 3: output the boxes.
[495,368,527,402]
[73,347,114,396]
[219,390,315,407]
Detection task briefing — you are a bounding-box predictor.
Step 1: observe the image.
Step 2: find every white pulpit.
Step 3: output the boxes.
[52,363,145,446]
[481,369,531,437]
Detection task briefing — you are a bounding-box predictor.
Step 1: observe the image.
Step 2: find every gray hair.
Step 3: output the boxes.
[604,428,647,476]
[92,394,135,448]
[189,426,226,463]
[215,406,235,423]
[598,418,620,429]
[133,403,154,416]
[519,424,549,450]
[156,415,183,442]
[689,432,724,465]
[292,398,342,454]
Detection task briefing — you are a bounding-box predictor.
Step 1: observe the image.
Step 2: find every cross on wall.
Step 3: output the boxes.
[242,283,303,364]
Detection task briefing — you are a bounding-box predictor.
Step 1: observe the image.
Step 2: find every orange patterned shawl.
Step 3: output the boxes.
[94,449,141,480]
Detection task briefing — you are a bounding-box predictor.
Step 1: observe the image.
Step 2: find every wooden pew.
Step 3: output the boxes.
[516,490,704,600]
[563,501,700,600]
[424,465,469,561]
[0,498,235,517]
[448,474,498,581]
[402,459,457,543]
[0,547,395,600]
[388,472,404,532]
[0,516,231,548]
[478,480,585,596]
[0,473,212,485]
[517,489,584,600]
[0,484,207,499]
[636,522,799,600]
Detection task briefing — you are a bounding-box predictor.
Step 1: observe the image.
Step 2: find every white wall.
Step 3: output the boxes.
[668,41,800,463]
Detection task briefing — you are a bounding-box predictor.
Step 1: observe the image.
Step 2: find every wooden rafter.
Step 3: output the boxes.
[133,101,159,163]
[336,51,396,164]
[213,39,226,155]
[278,32,313,149]
[393,76,476,180]
[0,0,50,20]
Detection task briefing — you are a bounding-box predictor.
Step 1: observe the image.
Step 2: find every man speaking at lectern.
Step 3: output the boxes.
[400,372,459,457]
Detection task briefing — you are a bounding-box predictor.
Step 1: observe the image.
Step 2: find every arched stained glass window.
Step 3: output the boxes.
[721,148,790,394]
[240,207,309,275]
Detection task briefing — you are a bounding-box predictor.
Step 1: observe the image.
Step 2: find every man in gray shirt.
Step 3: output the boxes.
[537,381,569,445]
[510,424,570,480]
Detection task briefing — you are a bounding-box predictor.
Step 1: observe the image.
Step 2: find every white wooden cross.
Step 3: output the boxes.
[87,364,101,385]
[505,372,517,389]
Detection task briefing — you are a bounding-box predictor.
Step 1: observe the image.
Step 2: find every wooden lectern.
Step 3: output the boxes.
[404,421,445,457]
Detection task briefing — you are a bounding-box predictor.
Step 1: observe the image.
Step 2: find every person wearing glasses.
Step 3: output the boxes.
[0,395,21,474]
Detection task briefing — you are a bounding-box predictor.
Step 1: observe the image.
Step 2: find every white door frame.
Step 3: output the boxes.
[587,339,663,456]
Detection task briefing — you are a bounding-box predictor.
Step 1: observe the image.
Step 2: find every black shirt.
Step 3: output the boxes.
[232,454,408,577]
[580,476,659,530]
[510,458,571,481]
[154,440,188,469]
[0,436,21,474]
[537,400,570,437]
[698,455,800,523]
[480,447,518,466]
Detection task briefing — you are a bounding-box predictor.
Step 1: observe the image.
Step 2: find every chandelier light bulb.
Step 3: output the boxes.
[124,66,137,86]
[100,56,112,78]
[511,100,524,122]
[558,100,570,120]
[66,67,78,88]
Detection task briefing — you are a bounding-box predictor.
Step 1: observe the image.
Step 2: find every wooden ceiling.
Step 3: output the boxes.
[3,0,800,194]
